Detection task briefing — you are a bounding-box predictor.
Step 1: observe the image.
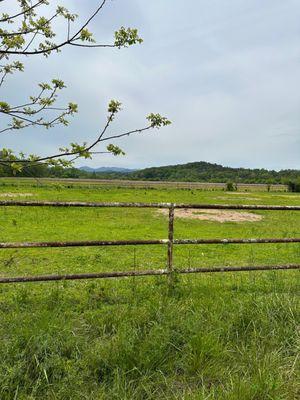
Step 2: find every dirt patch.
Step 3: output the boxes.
[0,192,33,198]
[157,208,263,223]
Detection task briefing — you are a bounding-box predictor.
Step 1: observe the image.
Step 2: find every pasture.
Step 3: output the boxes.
[0,180,299,399]
[0,177,288,191]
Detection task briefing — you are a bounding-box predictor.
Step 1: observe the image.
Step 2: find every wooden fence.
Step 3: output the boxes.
[0,200,299,284]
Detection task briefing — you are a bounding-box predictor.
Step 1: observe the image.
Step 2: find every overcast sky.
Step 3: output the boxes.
[2,0,300,170]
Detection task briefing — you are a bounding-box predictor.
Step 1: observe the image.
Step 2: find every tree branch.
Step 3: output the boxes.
[0,0,46,23]
[0,1,109,56]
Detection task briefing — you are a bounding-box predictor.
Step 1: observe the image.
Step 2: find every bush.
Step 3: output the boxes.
[287,180,300,192]
[226,181,236,191]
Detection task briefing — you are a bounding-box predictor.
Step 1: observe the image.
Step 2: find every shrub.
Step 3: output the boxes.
[226,181,236,191]
[287,180,300,192]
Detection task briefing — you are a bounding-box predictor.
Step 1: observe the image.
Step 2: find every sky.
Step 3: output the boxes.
[2,0,300,170]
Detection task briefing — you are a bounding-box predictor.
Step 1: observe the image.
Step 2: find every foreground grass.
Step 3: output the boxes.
[0,181,299,399]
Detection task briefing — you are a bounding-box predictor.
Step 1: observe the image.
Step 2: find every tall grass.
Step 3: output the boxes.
[0,182,299,399]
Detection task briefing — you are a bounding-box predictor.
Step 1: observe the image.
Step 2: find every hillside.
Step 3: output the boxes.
[1,161,300,185]
[98,161,300,184]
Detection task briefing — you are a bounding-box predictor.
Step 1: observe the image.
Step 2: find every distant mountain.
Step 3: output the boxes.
[79,166,136,173]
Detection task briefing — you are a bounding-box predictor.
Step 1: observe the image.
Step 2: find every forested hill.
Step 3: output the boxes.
[1,161,300,184]
[126,162,300,184]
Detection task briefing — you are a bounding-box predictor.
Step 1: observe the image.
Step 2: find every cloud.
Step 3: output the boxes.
[2,0,300,170]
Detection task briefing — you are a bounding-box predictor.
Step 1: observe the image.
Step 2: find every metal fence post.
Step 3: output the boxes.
[167,204,175,275]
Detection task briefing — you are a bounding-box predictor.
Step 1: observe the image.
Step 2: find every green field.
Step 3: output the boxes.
[0,177,288,191]
[0,181,299,399]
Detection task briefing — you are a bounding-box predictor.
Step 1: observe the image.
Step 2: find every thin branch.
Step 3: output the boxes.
[9,88,46,109]
[0,122,32,134]
[0,1,109,56]
[9,106,67,114]
[67,19,70,41]
[68,150,110,164]
[69,0,108,41]
[69,42,115,49]
[0,13,58,37]
[99,126,152,143]
[1,113,45,126]
[84,113,114,152]
[0,108,70,134]
[0,0,46,23]
[0,70,8,87]
[0,123,153,164]
[23,31,39,52]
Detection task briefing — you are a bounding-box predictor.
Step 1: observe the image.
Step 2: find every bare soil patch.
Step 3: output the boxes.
[0,192,33,198]
[158,208,263,223]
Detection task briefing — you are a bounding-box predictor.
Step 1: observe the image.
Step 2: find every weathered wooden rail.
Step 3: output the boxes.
[0,200,299,284]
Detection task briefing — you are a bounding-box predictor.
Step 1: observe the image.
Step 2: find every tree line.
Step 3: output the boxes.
[1,161,300,190]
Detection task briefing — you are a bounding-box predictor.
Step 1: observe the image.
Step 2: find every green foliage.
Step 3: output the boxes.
[147,113,172,128]
[114,27,143,48]
[0,77,77,136]
[79,28,95,43]
[226,181,237,191]
[106,144,125,156]
[0,101,10,112]
[287,180,300,192]
[108,99,122,114]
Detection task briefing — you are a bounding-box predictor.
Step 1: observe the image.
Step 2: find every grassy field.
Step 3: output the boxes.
[0,180,299,399]
[0,177,288,191]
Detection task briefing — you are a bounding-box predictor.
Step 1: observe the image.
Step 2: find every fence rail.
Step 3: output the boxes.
[0,201,299,284]
[1,200,300,210]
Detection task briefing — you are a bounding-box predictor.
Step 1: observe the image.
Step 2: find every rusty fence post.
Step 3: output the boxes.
[167,204,175,281]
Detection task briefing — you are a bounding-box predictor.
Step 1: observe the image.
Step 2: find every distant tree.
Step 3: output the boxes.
[226,181,236,191]
[0,1,170,174]
[287,180,300,192]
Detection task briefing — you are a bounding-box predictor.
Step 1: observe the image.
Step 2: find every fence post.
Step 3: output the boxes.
[167,204,175,277]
